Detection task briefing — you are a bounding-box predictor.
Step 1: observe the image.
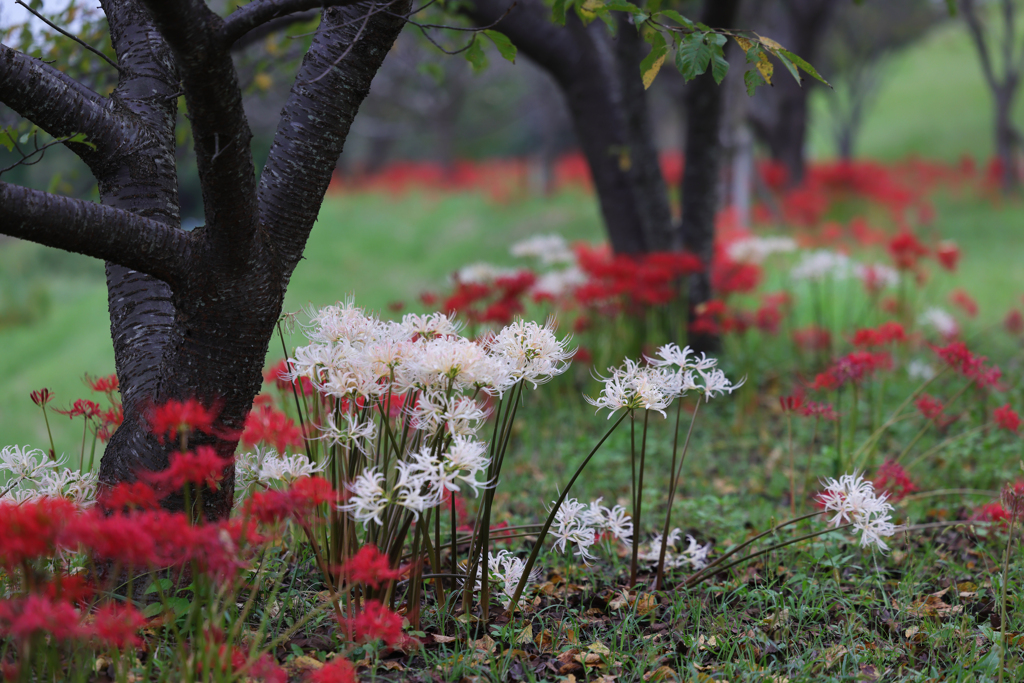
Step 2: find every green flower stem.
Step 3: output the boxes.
[505,411,628,615]
[656,400,700,590]
[629,408,650,587]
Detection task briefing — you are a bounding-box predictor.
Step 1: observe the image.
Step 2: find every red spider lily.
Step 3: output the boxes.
[915,394,957,430]
[345,600,405,646]
[887,232,929,271]
[29,388,53,407]
[1005,309,1024,335]
[814,351,892,390]
[97,404,124,442]
[851,322,906,348]
[244,476,340,525]
[40,575,93,606]
[935,240,960,271]
[713,261,762,297]
[340,545,400,589]
[242,404,303,453]
[223,646,286,683]
[147,398,220,443]
[779,395,803,412]
[574,346,593,365]
[931,341,1004,389]
[994,404,1021,433]
[0,595,82,642]
[142,446,234,494]
[949,289,978,318]
[872,461,918,502]
[972,502,1009,524]
[288,476,341,511]
[55,398,103,420]
[306,657,356,683]
[98,481,162,512]
[87,603,147,648]
[84,373,119,395]
[857,264,897,295]
[0,498,77,569]
[792,326,831,352]
[799,402,838,421]
[264,360,315,396]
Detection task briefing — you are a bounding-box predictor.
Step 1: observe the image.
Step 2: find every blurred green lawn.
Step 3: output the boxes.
[1,18,1023,448]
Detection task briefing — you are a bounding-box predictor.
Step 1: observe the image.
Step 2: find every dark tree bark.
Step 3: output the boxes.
[748,0,837,186]
[0,0,410,520]
[961,0,1023,192]
[678,0,741,352]
[463,0,674,254]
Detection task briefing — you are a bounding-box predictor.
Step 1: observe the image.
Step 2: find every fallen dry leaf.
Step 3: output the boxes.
[643,665,679,682]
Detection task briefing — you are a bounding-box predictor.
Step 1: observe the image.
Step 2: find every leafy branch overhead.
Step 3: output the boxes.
[547,0,831,93]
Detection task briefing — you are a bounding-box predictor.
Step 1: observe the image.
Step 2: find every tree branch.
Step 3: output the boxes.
[961,0,1000,92]
[257,0,410,273]
[220,0,367,48]
[138,0,258,266]
[0,44,129,163]
[0,182,192,288]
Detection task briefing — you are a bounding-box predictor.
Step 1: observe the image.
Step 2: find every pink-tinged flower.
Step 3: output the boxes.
[340,545,400,589]
[1005,310,1024,335]
[888,232,929,271]
[29,388,53,407]
[994,404,1021,433]
[0,498,77,569]
[872,460,918,502]
[88,603,147,648]
[799,401,837,421]
[915,394,956,430]
[935,240,960,271]
[55,398,103,419]
[792,326,831,352]
[852,321,906,348]
[931,341,1004,389]
[346,600,405,646]
[972,502,1009,524]
[142,446,233,494]
[306,657,356,683]
[779,395,802,412]
[949,289,978,318]
[147,398,219,443]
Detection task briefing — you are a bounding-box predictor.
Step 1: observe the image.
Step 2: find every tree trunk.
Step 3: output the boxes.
[994,84,1020,191]
[463,0,673,254]
[678,0,740,352]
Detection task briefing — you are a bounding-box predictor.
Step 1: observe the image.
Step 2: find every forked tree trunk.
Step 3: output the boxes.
[0,0,410,520]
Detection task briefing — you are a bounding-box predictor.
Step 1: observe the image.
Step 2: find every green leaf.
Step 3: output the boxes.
[779,48,832,88]
[167,597,191,617]
[0,127,14,152]
[603,0,640,10]
[744,69,766,96]
[710,49,729,84]
[145,578,174,595]
[708,32,727,48]
[552,0,568,25]
[65,132,96,150]
[945,0,957,16]
[640,38,668,90]
[464,37,487,73]
[483,30,516,64]
[772,48,801,84]
[675,33,711,82]
[142,603,165,619]
[656,9,692,29]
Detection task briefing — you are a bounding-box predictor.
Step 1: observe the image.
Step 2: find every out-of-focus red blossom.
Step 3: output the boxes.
[779,395,802,412]
[872,460,918,502]
[994,404,1021,433]
[377,392,409,419]
[574,346,593,365]
[792,326,831,352]
[265,360,315,396]
[713,260,762,296]
[307,657,357,683]
[242,404,303,453]
[949,289,978,317]
[1004,309,1024,335]
[0,498,76,568]
[931,341,1004,389]
[226,647,286,683]
[148,398,219,443]
[0,595,81,642]
[887,231,929,271]
[345,600,405,646]
[915,394,956,430]
[40,575,92,606]
[814,351,892,390]
[973,502,1009,524]
[852,321,906,347]
[935,240,960,271]
[84,373,119,394]
[55,398,102,419]
[88,603,147,648]
[244,476,340,525]
[799,402,838,421]
[340,545,400,588]
[142,446,233,493]
[881,296,902,315]
[573,315,591,333]
[29,388,53,407]
[98,480,162,512]
[97,404,123,442]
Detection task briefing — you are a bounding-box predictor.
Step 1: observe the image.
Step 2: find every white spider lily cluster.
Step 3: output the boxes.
[726,236,797,264]
[818,473,897,551]
[790,250,853,282]
[509,234,575,266]
[918,307,959,338]
[637,528,712,570]
[0,445,96,507]
[853,263,900,289]
[586,344,742,417]
[550,497,633,563]
[483,550,541,608]
[235,446,326,500]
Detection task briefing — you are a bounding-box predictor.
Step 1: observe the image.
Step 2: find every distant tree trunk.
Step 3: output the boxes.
[962,0,1023,192]
[679,0,740,351]
[463,0,674,253]
[748,0,836,186]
